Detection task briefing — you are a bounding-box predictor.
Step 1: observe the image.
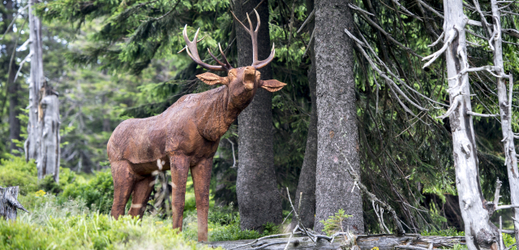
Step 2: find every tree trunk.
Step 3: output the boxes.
[2,0,22,154]
[8,64,22,154]
[235,0,282,231]
[490,0,519,242]
[26,0,60,182]
[443,1,498,249]
[37,83,60,181]
[314,0,364,234]
[291,0,317,230]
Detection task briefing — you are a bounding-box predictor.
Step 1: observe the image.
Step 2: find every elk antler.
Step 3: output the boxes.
[183,25,232,72]
[232,9,275,69]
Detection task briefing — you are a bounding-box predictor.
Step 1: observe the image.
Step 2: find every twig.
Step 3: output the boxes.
[494,178,502,211]
[229,233,295,250]
[1,5,29,41]
[466,111,499,117]
[226,138,237,168]
[499,216,504,250]
[297,9,315,33]
[334,143,405,235]
[13,52,32,83]
[285,187,314,242]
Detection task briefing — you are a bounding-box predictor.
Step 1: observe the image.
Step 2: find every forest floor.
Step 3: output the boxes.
[206,236,343,249]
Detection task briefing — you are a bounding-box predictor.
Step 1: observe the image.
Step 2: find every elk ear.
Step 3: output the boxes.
[260,79,287,92]
[196,72,229,85]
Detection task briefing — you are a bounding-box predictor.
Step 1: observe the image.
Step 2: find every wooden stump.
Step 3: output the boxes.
[0,186,28,221]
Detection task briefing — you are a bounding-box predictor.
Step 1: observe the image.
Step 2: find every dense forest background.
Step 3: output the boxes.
[1,0,519,248]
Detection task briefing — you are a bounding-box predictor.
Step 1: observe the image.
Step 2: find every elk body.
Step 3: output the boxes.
[107,10,286,242]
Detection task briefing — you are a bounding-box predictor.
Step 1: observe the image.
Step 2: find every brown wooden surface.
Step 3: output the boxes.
[108,12,286,242]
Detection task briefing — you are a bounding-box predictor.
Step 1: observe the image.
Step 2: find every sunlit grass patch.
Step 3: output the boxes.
[1,194,219,250]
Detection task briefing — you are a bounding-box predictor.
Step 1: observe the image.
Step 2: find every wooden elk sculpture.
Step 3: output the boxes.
[107,10,286,242]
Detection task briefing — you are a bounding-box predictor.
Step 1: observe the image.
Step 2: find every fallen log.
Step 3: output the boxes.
[0,186,28,221]
[356,234,466,250]
[207,234,466,249]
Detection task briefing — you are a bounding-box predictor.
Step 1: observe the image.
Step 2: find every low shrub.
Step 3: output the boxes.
[60,169,114,214]
[2,193,219,250]
[0,155,38,195]
[39,167,77,194]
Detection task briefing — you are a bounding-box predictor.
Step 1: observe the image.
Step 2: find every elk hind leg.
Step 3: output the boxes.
[128,175,155,218]
[191,158,212,242]
[111,160,137,219]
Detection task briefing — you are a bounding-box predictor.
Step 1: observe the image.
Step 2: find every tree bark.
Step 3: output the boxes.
[37,83,60,181]
[291,0,317,230]
[443,1,498,249]
[2,0,22,154]
[490,0,519,243]
[26,0,60,182]
[314,0,364,234]
[0,186,27,221]
[235,0,282,231]
[8,64,22,154]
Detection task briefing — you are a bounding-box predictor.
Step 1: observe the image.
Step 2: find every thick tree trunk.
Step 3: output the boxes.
[8,66,22,154]
[314,0,364,234]
[292,0,317,230]
[26,0,60,182]
[2,0,22,154]
[490,0,519,242]
[443,1,498,249]
[235,0,282,231]
[26,0,44,161]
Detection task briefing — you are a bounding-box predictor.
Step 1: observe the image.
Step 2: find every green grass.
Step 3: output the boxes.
[0,154,279,247]
[2,193,220,250]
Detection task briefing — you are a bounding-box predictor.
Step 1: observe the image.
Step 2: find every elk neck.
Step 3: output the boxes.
[195,84,255,142]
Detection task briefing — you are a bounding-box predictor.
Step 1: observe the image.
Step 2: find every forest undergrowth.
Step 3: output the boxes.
[0,154,278,249]
[1,154,516,249]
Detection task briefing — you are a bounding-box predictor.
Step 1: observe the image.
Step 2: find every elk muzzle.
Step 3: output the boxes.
[243,66,258,91]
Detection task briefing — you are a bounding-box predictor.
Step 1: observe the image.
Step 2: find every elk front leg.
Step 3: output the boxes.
[170,155,190,231]
[191,158,212,242]
[111,160,137,219]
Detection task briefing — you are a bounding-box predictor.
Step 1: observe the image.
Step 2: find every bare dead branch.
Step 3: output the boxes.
[423,29,458,68]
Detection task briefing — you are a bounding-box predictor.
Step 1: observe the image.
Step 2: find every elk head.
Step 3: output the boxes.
[182,9,286,106]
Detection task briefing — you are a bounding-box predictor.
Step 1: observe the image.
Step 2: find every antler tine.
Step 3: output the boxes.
[232,9,275,69]
[253,8,260,32]
[182,25,226,71]
[253,43,275,69]
[218,43,232,69]
[232,10,258,64]
[207,45,232,71]
[246,10,259,65]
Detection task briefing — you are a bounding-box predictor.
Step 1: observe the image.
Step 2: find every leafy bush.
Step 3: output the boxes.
[209,222,262,241]
[60,169,114,214]
[208,203,239,225]
[0,155,38,195]
[503,233,517,250]
[39,167,77,194]
[0,154,77,196]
